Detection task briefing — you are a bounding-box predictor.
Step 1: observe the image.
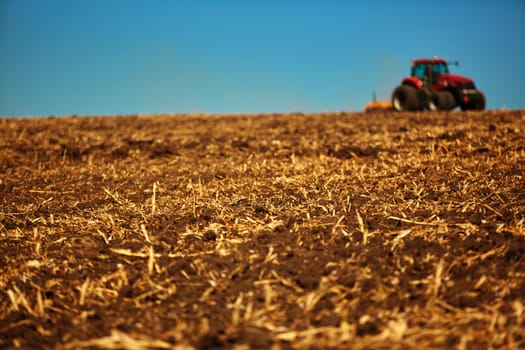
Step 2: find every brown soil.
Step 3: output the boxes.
[1,110,524,349]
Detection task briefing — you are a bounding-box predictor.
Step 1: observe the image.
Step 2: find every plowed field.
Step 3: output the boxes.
[1,110,524,349]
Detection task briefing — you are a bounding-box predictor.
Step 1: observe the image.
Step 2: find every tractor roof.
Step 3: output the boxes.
[412,57,448,65]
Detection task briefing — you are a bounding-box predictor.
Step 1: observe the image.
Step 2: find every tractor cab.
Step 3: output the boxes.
[411,59,449,87]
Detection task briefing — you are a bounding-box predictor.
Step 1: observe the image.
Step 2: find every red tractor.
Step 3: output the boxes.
[392,58,485,111]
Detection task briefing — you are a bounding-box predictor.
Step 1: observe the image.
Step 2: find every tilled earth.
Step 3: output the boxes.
[1,110,524,349]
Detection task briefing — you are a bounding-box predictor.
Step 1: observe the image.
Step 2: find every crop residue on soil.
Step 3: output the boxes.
[1,110,524,349]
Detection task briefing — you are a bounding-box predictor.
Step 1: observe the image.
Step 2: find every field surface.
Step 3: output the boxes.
[1,111,524,349]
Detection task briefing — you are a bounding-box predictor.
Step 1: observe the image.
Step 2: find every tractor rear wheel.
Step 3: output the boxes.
[430,91,456,111]
[392,85,420,111]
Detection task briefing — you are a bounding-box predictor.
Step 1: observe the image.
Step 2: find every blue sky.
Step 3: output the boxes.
[1,0,524,117]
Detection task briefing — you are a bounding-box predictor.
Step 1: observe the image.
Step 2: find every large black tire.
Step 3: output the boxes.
[473,91,486,110]
[442,91,456,110]
[430,91,456,111]
[461,91,486,111]
[392,85,420,111]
